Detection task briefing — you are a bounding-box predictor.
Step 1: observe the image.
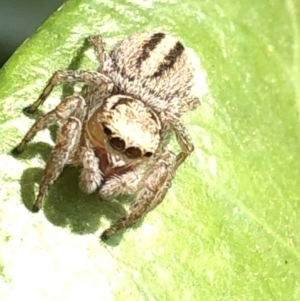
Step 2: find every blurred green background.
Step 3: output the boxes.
[0,0,299,300]
[0,0,65,67]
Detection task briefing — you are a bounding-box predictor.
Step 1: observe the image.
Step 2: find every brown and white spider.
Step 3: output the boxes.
[12,32,200,240]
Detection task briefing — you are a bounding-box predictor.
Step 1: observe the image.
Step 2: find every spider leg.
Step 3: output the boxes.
[24,70,112,114]
[12,95,85,155]
[101,151,176,240]
[160,111,195,168]
[88,35,110,69]
[32,116,82,212]
[179,96,200,113]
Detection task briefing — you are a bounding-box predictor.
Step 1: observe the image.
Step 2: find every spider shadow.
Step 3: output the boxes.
[15,141,143,246]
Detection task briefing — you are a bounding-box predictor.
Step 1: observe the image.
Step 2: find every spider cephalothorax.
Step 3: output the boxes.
[12,32,200,240]
[84,95,162,181]
[91,95,161,160]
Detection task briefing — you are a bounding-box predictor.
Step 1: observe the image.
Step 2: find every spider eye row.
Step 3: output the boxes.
[102,124,153,159]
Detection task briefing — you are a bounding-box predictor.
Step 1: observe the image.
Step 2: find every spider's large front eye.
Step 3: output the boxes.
[102,124,112,136]
[109,137,125,151]
[125,147,142,159]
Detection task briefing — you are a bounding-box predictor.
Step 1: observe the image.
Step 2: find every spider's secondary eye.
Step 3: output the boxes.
[109,137,125,151]
[125,147,142,159]
[102,124,112,136]
[144,151,153,158]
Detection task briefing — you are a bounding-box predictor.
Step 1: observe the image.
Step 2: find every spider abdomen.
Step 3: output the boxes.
[109,32,195,112]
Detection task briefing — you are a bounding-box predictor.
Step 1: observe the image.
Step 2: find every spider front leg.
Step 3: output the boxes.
[101,151,177,240]
[12,95,85,154]
[161,112,195,168]
[24,69,112,114]
[12,95,85,211]
[32,117,81,211]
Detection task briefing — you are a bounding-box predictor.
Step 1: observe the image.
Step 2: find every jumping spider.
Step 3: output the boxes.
[12,32,200,240]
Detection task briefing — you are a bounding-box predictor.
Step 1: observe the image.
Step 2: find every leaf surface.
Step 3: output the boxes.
[0,0,299,300]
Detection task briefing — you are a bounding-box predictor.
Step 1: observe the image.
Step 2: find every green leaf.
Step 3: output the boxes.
[0,0,300,300]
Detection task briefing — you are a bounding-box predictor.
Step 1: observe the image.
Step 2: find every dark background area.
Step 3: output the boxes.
[0,0,66,68]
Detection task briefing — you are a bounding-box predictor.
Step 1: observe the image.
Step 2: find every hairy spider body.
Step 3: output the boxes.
[108,32,199,113]
[12,32,200,240]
